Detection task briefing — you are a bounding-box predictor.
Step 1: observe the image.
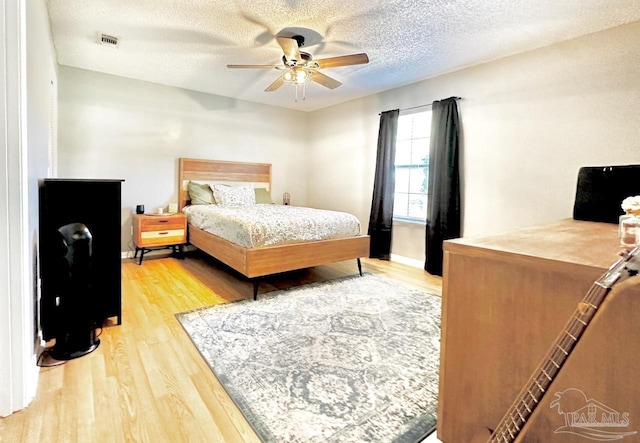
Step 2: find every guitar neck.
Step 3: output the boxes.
[489,282,610,443]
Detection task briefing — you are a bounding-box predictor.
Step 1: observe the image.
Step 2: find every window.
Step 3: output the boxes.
[393,109,431,222]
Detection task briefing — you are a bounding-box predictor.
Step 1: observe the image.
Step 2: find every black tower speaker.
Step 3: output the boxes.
[49,223,100,359]
[40,179,123,351]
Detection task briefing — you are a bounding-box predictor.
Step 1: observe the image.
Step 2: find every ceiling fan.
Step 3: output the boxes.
[227,35,369,101]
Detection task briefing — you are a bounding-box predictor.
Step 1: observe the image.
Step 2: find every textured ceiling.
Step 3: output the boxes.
[46,0,640,112]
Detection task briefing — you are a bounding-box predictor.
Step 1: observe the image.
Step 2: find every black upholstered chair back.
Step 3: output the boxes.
[573,165,640,224]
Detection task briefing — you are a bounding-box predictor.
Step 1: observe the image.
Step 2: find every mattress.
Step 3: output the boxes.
[183,204,361,248]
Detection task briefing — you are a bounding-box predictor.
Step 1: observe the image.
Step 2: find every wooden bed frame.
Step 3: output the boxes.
[178,158,370,298]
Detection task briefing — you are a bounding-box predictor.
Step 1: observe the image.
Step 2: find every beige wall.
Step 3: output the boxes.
[57,67,308,253]
[307,21,640,262]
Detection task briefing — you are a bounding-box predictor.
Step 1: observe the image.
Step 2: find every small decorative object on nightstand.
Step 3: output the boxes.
[132,213,187,264]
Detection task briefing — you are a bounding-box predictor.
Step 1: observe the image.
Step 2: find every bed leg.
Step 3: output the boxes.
[357,258,363,276]
[253,281,259,300]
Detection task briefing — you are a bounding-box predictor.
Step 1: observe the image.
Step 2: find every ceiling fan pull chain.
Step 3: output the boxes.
[303,83,306,101]
[295,84,299,102]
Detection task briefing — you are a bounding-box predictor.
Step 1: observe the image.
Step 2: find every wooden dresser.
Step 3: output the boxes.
[437,219,640,442]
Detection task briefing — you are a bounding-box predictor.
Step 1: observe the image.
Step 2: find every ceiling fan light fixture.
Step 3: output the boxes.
[282,67,313,86]
[295,69,309,83]
[281,67,314,102]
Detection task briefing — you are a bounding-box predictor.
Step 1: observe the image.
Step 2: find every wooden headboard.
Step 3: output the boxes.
[178,158,272,210]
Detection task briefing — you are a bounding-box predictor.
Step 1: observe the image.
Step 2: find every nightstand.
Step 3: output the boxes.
[132,213,187,265]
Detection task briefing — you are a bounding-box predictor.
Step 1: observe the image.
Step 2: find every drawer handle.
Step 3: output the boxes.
[158,231,169,235]
[158,220,169,223]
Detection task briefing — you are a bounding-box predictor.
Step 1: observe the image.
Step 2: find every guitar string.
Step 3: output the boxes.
[494,285,607,442]
[493,319,589,441]
[497,285,605,440]
[490,284,607,442]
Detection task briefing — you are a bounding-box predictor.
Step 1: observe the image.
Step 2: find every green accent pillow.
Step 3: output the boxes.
[254,188,274,204]
[187,181,214,205]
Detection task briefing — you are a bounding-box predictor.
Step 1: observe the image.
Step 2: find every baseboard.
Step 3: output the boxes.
[390,254,424,269]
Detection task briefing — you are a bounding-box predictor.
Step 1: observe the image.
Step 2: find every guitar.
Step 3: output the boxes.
[470,247,640,443]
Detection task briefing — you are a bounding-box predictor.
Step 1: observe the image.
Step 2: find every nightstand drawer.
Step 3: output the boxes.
[141,229,184,239]
[138,229,185,247]
[139,217,184,231]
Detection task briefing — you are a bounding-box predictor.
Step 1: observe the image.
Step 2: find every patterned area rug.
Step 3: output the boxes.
[176,273,441,442]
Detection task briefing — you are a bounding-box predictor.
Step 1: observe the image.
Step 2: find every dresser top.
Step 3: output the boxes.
[444,219,621,270]
[44,178,125,183]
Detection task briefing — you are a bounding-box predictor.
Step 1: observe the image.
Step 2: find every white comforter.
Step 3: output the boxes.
[183,204,361,248]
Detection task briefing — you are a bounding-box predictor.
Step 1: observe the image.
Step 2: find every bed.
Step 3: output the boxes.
[178,158,370,298]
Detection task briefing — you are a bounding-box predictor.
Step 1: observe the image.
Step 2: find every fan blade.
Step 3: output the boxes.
[265,75,286,92]
[277,37,301,64]
[227,64,280,69]
[311,71,342,89]
[314,53,369,69]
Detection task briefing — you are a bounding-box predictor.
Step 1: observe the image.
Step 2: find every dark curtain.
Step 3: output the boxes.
[425,98,461,276]
[368,109,399,260]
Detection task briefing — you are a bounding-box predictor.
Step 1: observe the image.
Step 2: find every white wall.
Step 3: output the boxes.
[57,68,309,253]
[0,0,56,416]
[28,0,57,324]
[307,21,640,262]
[23,0,57,409]
[0,0,23,417]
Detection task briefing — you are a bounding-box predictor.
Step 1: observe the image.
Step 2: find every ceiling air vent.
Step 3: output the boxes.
[99,33,119,47]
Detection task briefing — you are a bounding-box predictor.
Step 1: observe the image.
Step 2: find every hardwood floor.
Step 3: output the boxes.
[0,252,442,442]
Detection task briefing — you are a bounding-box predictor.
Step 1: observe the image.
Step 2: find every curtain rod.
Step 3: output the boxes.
[379,97,462,115]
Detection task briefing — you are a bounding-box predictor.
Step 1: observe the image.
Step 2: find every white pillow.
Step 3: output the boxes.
[211,184,256,207]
